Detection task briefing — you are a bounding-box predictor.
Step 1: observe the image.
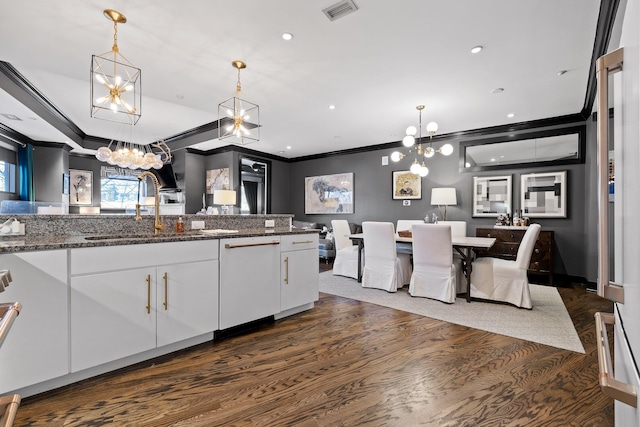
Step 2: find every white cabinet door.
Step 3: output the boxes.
[0,250,68,394]
[156,260,218,347]
[280,234,319,312]
[281,248,319,311]
[219,236,281,329]
[71,267,157,372]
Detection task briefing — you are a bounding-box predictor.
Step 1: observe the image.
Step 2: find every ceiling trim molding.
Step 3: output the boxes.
[0,61,86,146]
[0,0,617,162]
[0,122,34,147]
[290,113,586,162]
[188,144,290,163]
[581,0,621,118]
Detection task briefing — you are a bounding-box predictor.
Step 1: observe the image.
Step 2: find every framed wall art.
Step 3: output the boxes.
[521,171,567,218]
[69,169,93,206]
[392,170,421,200]
[472,175,512,217]
[62,173,70,195]
[206,167,230,194]
[305,172,354,214]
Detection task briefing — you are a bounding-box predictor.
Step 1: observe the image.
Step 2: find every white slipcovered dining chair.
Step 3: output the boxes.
[396,220,424,234]
[331,219,359,279]
[470,223,541,309]
[439,220,467,293]
[438,221,466,238]
[361,221,412,292]
[409,224,457,303]
[396,219,424,254]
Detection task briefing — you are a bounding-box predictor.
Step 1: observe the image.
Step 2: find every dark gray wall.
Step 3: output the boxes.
[34,144,68,203]
[290,121,596,281]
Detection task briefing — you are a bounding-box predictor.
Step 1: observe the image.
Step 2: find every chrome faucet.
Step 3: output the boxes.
[135,171,165,234]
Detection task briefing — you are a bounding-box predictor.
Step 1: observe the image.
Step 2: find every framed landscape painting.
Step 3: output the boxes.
[472,175,511,217]
[206,168,230,194]
[305,172,354,214]
[392,170,421,200]
[521,171,567,218]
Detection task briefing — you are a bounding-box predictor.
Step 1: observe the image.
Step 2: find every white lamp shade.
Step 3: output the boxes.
[213,190,237,205]
[431,187,457,206]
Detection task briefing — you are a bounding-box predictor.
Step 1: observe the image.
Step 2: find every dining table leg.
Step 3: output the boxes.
[356,240,364,283]
[454,246,472,303]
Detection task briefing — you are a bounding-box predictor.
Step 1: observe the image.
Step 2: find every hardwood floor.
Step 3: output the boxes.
[14,262,614,426]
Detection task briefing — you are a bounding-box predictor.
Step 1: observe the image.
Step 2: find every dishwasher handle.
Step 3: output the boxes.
[595,311,638,407]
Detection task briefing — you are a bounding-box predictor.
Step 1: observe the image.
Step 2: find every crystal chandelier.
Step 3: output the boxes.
[391,105,453,176]
[90,9,141,125]
[218,60,260,144]
[95,140,171,170]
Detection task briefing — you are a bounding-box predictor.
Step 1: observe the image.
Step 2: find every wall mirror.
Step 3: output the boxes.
[459,125,586,172]
[239,156,270,214]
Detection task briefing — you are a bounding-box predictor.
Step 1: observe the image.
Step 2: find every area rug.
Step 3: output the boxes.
[319,271,585,353]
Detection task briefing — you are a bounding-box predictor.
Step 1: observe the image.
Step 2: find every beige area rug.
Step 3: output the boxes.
[319,271,585,353]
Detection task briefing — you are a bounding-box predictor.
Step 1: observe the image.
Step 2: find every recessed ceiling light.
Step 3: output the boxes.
[491,88,504,94]
[557,70,567,76]
[286,146,292,150]
[282,32,293,41]
[490,158,496,162]
[0,113,21,121]
[329,105,336,110]
[465,162,471,168]
[471,46,483,54]
[507,113,515,118]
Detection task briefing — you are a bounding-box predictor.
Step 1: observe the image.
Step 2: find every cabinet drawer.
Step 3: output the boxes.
[281,234,318,252]
[71,240,219,275]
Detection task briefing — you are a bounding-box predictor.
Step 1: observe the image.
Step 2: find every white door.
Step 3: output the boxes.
[70,267,157,372]
[156,260,218,347]
[281,249,318,311]
[606,0,640,423]
[0,251,68,393]
[219,236,280,329]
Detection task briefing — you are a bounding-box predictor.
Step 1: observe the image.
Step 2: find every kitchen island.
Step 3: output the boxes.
[0,214,319,398]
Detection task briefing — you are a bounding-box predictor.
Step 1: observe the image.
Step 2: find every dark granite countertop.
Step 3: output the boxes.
[0,228,318,253]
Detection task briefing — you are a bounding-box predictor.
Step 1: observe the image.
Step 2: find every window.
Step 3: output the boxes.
[0,161,16,193]
[100,176,147,210]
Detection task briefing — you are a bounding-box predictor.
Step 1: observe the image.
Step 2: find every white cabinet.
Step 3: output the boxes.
[0,250,68,394]
[157,260,218,347]
[219,236,281,329]
[70,241,218,372]
[280,234,319,311]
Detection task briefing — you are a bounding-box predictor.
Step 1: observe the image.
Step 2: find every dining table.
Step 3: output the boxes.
[348,233,496,302]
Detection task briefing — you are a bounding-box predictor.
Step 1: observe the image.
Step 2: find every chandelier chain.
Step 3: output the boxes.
[112,20,119,53]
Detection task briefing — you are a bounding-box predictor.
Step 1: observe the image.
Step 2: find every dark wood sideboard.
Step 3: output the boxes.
[475,228,554,285]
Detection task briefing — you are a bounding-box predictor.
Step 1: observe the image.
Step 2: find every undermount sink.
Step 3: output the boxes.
[84,232,201,241]
[84,234,166,241]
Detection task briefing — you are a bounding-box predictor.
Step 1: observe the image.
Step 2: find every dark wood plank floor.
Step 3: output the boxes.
[14,262,614,426]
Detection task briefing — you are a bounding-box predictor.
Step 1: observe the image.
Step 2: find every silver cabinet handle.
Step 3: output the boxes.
[595,312,637,407]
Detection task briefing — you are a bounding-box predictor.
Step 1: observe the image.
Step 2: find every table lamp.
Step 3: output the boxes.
[213,190,236,215]
[431,187,457,221]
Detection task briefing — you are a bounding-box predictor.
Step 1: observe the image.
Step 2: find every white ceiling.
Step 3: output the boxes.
[0,0,601,159]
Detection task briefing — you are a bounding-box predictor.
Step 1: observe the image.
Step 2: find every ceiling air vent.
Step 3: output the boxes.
[322,0,358,21]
